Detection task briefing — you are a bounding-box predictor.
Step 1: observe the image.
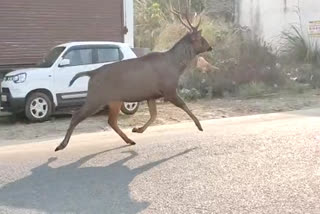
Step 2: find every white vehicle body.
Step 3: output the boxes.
[0,41,139,121]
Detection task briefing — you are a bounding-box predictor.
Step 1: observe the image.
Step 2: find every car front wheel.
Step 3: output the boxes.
[121,102,139,115]
[25,92,53,122]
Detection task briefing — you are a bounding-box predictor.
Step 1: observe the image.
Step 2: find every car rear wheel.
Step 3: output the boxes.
[121,102,139,115]
[25,92,53,122]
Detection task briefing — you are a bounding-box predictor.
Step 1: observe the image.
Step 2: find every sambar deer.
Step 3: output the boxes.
[55,6,212,151]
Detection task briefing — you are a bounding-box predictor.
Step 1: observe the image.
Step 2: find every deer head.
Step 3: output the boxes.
[171,5,212,54]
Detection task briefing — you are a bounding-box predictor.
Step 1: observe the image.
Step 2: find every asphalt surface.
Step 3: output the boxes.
[1,109,320,213]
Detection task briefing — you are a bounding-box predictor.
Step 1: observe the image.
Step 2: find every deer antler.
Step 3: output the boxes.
[194,16,202,30]
[170,2,201,32]
[170,7,192,32]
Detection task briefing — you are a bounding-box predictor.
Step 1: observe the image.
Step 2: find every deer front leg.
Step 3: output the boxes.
[132,99,157,133]
[166,94,203,131]
[108,102,136,145]
[55,102,100,152]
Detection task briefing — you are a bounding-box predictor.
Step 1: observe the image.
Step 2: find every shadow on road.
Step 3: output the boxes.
[0,146,195,214]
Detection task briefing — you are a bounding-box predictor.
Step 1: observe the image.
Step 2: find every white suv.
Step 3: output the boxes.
[0,42,140,122]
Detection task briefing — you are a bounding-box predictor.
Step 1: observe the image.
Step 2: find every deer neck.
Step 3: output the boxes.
[167,35,196,74]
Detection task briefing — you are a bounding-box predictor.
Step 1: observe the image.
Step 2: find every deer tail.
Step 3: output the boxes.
[69,71,91,87]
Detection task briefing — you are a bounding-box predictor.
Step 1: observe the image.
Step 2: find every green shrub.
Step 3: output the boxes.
[237,82,274,98]
[281,25,320,66]
[280,24,320,88]
[308,68,320,88]
[284,80,311,94]
[179,71,211,98]
[179,88,201,101]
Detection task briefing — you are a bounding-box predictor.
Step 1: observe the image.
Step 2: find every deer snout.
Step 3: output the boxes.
[207,46,213,51]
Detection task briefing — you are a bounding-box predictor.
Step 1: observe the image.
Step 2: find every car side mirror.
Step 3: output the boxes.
[59,59,70,67]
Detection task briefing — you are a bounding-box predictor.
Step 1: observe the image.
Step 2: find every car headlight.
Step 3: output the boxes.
[13,73,27,83]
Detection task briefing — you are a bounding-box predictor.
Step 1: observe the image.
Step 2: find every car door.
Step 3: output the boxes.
[92,45,123,68]
[54,47,95,107]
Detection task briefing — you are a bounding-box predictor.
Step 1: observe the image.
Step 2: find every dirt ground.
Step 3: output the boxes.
[1,90,320,146]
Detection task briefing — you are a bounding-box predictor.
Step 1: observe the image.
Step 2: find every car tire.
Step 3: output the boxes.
[121,102,139,115]
[25,92,53,122]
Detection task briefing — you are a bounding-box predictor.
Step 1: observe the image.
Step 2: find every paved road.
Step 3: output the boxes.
[1,109,320,214]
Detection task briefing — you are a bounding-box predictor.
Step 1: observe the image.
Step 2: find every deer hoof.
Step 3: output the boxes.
[132,127,144,133]
[197,124,203,131]
[127,141,136,145]
[55,144,65,152]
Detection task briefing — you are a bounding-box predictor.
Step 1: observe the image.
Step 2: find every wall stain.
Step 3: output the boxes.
[284,0,288,13]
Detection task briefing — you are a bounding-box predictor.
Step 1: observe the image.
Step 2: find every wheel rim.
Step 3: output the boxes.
[124,102,138,112]
[30,97,49,119]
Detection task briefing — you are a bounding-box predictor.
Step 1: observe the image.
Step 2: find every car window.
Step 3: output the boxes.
[97,48,120,63]
[63,49,93,66]
[38,47,65,68]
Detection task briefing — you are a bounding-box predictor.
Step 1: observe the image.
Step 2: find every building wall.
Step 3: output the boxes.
[123,0,134,48]
[238,0,320,48]
[0,0,124,66]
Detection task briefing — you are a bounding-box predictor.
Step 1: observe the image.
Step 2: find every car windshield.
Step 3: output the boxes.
[37,46,66,68]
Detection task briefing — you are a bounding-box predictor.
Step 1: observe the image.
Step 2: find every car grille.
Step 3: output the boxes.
[4,76,10,81]
[0,88,10,109]
[1,87,9,93]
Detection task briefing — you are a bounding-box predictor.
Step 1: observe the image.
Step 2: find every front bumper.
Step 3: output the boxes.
[0,87,25,113]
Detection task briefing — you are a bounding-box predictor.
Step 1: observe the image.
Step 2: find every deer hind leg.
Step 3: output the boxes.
[132,99,157,133]
[55,102,101,152]
[108,101,136,145]
[166,94,203,131]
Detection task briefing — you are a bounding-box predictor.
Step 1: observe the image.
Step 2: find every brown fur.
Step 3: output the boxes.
[55,12,212,152]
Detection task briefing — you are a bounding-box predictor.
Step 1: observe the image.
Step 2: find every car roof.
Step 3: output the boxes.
[56,41,130,48]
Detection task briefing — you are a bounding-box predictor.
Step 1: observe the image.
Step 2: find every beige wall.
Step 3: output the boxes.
[124,0,134,48]
[238,0,320,48]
